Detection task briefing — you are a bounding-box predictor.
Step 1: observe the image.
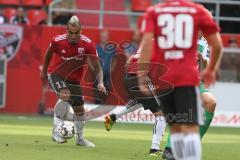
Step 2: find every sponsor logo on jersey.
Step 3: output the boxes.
[61,56,83,61]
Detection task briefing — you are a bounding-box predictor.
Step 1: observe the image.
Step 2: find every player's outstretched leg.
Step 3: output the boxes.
[52,99,68,143]
[104,114,117,131]
[149,115,166,157]
[104,99,141,131]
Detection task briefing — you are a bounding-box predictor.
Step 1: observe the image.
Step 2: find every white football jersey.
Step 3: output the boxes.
[197,36,209,62]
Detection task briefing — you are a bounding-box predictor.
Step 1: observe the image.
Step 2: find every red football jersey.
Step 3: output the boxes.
[142,0,219,87]
[48,34,98,82]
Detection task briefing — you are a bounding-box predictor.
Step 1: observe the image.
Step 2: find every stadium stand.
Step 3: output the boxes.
[104,0,129,28]
[51,1,74,25]
[75,0,129,28]
[131,0,151,12]
[0,0,21,5]
[27,9,47,25]
[3,8,16,22]
[22,0,43,7]
[74,0,99,27]
[75,0,100,10]
[44,0,52,6]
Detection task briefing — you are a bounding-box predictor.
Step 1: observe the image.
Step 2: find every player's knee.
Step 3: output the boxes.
[72,105,85,115]
[205,99,216,112]
[170,124,182,133]
[181,124,199,133]
[54,99,69,117]
[153,111,164,117]
[171,124,198,133]
[202,93,216,112]
[59,89,71,101]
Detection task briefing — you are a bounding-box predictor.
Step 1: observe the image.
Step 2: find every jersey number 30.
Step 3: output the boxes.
[158,14,193,49]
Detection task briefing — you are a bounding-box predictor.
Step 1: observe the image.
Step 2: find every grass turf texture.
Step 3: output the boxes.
[0,114,240,160]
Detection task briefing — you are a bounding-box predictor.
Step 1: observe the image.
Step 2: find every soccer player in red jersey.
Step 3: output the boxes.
[40,16,106,147]
[138,1,222,160]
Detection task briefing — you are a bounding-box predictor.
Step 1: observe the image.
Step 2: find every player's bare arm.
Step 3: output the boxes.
[42,47,70,101]
[137,32,154,94]
[205,33,223,71]
[40,47,53,81]
[202,57,208,68]
[87,56,107,94]
[202,33,223,88]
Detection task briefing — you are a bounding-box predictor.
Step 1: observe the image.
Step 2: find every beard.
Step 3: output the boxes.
[67,38,79,44]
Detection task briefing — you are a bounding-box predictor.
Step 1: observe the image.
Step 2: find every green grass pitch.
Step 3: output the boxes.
[0,114,240,160]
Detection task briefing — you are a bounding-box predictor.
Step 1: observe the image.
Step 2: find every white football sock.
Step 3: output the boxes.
[74,114,85,140]
[171,132,202,160]
[64,105,74,121]
[115,99,142,119]
[151,116,166,150]
[53,99,69,125]
[183,133,201,160]
[171,133,185,160]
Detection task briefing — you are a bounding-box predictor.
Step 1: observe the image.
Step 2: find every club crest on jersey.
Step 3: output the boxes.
[0,24,23,61]
[61,49,66,54]
[78,47,84,54]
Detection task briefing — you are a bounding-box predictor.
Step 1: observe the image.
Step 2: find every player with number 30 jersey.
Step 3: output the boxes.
[142,1,219,87]
[138,1,222,160]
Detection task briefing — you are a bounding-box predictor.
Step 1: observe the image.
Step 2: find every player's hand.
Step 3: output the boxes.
[40,70,47,81]
[97,83,108,95]
[201,68,216,88]
[138,75,151,95]
[198,52,203,61]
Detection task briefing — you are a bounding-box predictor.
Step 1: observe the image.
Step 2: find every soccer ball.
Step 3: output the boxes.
[58,121,75,139]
